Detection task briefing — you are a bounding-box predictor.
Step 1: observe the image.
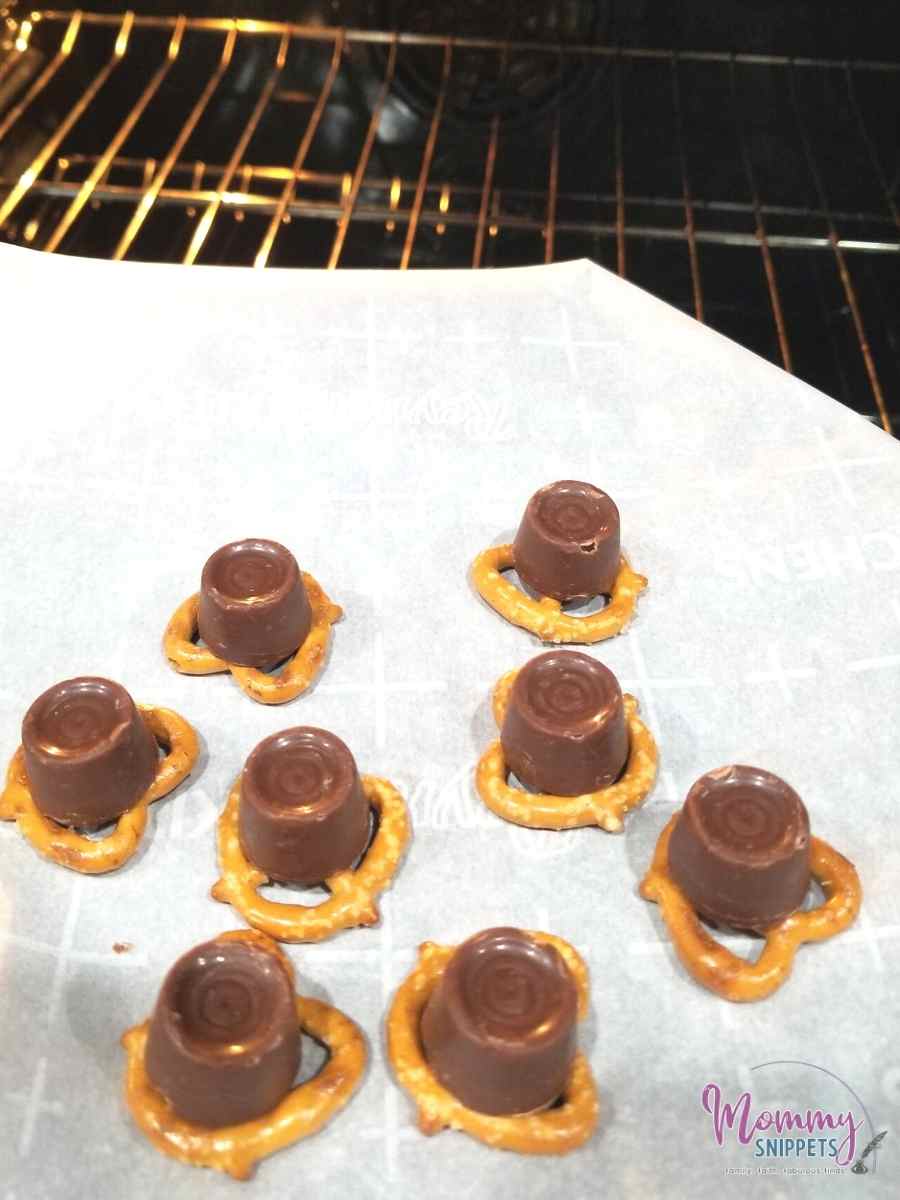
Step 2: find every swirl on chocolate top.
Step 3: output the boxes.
[239,727,370,886]
[450,928,576,1043]
[198,539,312,670]
[205,541,294,601]
[27,677,127,753]
[145,936,300,1128]
[501,651,629,796]
[517,650,619,733]
[513,481,621,602]
[22,677,158,829]
[246,727,356,818]
[420,927,578,1116]
[172,943,288,1050]
[532,482,616,546]
[700,779,801,861]
[668,765,812,932]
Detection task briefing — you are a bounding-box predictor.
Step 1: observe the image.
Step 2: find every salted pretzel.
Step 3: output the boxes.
[471,545,647,644]
[387,933,599,1154]
[163,572,341,705]
[212,775,410,942]
[640,813,862,1002]
[476,668,658,832]
[121,930,366,1179]
[0,706,198,874]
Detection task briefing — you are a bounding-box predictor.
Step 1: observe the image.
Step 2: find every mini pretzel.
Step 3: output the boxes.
[0,706,198,874]
[163,572,341,705]
[640,813,862,1002]
[471,545,647,644]
[121,929,366,1179]
[476,669,658,832]
[212,775,411,942]
[387,934,598,1154]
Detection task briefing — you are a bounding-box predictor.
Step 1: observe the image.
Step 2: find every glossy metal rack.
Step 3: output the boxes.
[1,9,897,432]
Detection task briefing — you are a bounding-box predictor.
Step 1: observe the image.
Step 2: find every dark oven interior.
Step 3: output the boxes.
[1,1,897,433]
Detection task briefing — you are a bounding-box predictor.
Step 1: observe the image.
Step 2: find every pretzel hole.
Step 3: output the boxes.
[502,567,610,617]
[701,922,764,962]
[256,653,295,677]
[559,593,610,617]
[507,770,542,796]
[141,716,172,761]
[357,805,380,862]
[257,807,379,905]
[295,1030,330,1085]
[800,879,827,911]
[259,880,330,906]
[186,627,211,651]
[78,819,120,840]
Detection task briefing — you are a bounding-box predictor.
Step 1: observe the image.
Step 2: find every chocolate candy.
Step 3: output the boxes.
[668,765,812,933]
[21,677,158,829]
[238,727,370,886]
[420,928,578,1116]
[501,651,629,796]
[198,539,312,670]
[513,480,620,602]
[145,935,300,1128]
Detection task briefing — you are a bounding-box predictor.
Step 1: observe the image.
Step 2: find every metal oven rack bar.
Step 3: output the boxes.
[1,10,897,432]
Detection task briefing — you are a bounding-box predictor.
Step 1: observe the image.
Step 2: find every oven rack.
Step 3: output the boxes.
[1,9,897,432]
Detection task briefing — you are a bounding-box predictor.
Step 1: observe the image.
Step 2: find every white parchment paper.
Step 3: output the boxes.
[0,245,898,1200]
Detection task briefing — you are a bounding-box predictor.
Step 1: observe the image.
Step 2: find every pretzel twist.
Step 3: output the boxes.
[163,572,341,705]
[212,775,410,942]
[640,813,862,1002]
[0,706,198,874]
[471,545,646,644]
[475,669,657,831]
[121,930,366,1179]
[387,934,598,1154]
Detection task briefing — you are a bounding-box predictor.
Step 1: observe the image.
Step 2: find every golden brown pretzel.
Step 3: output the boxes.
[212,775,411,942]
[0,705,198,874]
[471,544,646,644]
[387,933,598,1154]
[121,929,366,1179]
[163,571,341,705]
[475,668,657,831]
[640,813,862,1002]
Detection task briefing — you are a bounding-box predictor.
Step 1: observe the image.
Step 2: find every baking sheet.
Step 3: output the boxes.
[0,245,898,1200]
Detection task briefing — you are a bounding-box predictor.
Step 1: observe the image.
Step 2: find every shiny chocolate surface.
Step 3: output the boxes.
[501,651,629,795]
[513,480,620,602]
[197,538,312,670]
[420,927,578,1116]
[238,727,370,886]
[668,764,812,932]
[21,677,158,829]
[145,936,300,1129]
